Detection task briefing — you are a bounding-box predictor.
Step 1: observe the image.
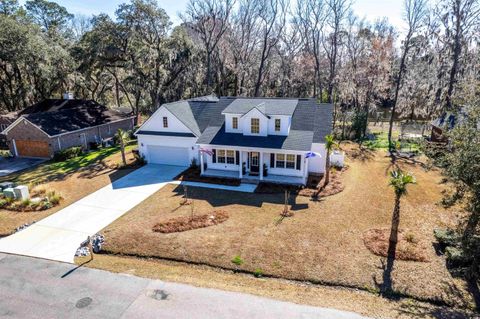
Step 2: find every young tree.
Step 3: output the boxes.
[388,169,416,243]
[387,0,428,152]
[115,129,129,166]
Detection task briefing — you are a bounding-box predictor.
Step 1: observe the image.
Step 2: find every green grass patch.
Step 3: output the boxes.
[362,132,421,152]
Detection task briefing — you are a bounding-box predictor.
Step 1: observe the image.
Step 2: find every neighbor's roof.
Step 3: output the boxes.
[21,100,134,136]
[153,96,333,150]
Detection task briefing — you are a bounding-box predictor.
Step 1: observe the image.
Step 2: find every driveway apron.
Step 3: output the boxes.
[0,164,187,263]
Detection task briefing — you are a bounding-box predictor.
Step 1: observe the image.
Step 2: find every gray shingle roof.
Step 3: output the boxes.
[221,98,298,116]
[151,96,333,150]
[197,125,314,151]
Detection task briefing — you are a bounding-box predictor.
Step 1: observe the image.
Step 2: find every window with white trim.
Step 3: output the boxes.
[286,154,295,168]
[163,117,168,128]
[216,149,236,164]
[232,117,238,129]
[275,119,281,131]
[226,150,235,164]
[251,118,259,134]
[274,153,297,169]
[275,153,285,168]
[217,149,226,163]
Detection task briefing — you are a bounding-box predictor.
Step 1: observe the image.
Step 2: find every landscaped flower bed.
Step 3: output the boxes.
[0,190,62,212]
[363,228,429,262]
[175,167,241,186]
[152,210,229,233]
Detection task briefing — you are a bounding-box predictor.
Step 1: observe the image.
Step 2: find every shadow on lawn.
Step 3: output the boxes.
[0,147,121,185]
[171,184,309,210]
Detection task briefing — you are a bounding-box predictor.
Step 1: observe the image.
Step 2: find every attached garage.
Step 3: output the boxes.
[14,140,50,158]
[147,145,190,166]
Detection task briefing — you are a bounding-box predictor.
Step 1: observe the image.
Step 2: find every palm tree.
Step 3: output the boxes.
[324,134,338,186]
[388,169,416,244]
[115,129,129,166]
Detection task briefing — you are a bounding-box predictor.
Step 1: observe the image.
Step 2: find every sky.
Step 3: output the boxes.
[19,0,407,30]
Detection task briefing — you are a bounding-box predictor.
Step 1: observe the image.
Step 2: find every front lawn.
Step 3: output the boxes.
[101,143,471,308]
[0,144,138,236]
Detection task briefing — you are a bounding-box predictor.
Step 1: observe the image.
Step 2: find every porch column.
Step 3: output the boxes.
[200,152,204,175]
[239,151,243,178]
[259,152,264,180]
[303,155,309,181]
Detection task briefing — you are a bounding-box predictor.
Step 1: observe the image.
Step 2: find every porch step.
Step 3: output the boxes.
[241,178,260,185]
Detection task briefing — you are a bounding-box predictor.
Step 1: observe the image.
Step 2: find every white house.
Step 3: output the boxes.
[136,96,333,185]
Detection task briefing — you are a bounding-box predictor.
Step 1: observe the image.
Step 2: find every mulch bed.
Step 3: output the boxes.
[363,228,429,262]
[255,167,346,198]
[175,167,241,186]
[152,210,229,233]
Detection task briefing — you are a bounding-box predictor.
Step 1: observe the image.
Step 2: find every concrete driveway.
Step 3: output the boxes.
[0,164,187,263]
[0,157,46,177]
[0,253,369,319]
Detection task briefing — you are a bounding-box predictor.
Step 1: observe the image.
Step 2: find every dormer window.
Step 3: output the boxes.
[232,117,238,129]
[275,119,281,131]
[251,118,259,134]
[163,117,168,128]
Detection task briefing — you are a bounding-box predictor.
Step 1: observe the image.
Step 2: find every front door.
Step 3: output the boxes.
[249,152,259,174]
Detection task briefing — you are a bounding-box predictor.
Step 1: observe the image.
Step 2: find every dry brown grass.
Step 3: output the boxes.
[79,254,474,319]
[152,211,229,233]
[363,228,429,262]
[0,148,137,236]
[101,143,472,307]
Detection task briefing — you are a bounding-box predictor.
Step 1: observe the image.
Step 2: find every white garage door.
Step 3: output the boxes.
[147,145,190,166]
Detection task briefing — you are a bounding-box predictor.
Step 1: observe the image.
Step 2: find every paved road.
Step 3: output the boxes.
[0,164,187,263]
[0,253,369,319]
[0,157,46,177]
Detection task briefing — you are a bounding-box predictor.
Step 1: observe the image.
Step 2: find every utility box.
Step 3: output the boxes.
[13,185,29,200]
[0,182,15,191]
[3,188,16,199]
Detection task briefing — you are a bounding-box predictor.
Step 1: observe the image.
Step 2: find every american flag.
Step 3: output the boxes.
[200,148,213,156]
[305,151,321,159]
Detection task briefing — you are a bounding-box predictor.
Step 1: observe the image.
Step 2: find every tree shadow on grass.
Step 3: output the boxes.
[373,240,401,301]
[171,184,308,210]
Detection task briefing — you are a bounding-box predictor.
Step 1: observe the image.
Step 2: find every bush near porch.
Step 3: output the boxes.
[100,143,471,308]
[174,167,241,186]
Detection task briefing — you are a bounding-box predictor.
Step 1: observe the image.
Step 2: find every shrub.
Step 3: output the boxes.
[434,228,459,248]
[46,191,61,205]
[89,142,100,150]
[231,255,244,266]
[445,246,472,268]
[0,199,7,208]
[53,146,83,162]
[253,268,263,278]
[404,233,417,244]
[21,199,31,207]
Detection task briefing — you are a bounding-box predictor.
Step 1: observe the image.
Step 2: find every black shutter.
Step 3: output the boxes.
[270,153,275,168]
[296,155,301,170]
[235,151,240,164]
[212,149,216,163]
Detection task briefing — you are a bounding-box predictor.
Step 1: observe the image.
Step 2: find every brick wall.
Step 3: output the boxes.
[6,119,53,155]
[7,117,135,156]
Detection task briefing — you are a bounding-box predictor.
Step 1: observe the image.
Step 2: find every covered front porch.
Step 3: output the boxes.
[198,144,313,186]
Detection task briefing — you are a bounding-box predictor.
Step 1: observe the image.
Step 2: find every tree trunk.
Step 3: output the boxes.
[389,195,401,244]
[324,149,331,186]
[120,140,127,166]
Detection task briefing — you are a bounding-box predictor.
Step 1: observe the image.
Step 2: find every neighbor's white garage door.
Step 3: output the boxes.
[147,145,190,166]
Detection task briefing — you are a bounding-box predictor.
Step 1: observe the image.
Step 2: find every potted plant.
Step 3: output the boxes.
[263,163,268,177]
[242,162,246,175]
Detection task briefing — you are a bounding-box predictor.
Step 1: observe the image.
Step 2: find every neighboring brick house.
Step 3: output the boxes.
[2,99,136,158]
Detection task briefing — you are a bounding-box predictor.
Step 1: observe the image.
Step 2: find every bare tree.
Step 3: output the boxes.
[295,0,328,98]
[253,0,287,97]
[182,0,235,92]
[437,0,480,111]
[387,0,428,151]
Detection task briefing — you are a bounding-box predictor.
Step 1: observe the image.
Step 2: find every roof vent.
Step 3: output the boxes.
[62,92,74,100]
